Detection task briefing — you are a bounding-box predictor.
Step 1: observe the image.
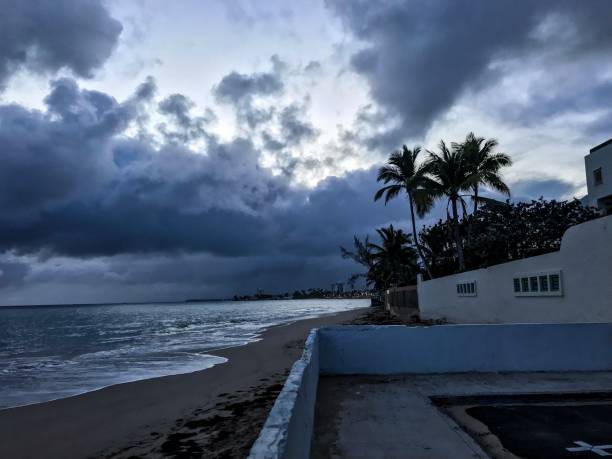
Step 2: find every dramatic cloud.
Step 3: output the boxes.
[260,102,318,161]
[0,79,288,257]
[0,79,402,259]
[0,0,122,88]
[1,1,608,304]
[0,76,428,302]
[327,0,612,146]
[213,56,285,128]
[157,94,216,143]
[277,104,318,146]
[213,68,283,104]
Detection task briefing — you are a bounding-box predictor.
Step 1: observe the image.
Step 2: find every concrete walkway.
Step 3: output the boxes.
[311,372,612,458]
[312,377,485,458]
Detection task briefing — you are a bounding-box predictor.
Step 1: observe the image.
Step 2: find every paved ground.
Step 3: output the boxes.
[311,372,612,459]
[443,395,612,459]
[469,403,612,458]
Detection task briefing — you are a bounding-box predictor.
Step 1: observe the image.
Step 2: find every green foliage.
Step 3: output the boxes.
[374,145,434,278]
[424,140,478,270]
[421,133,512,272]
[419,199,601,277]
[456,132,512,214]
[341,224,418,290]
[349,132,593,285]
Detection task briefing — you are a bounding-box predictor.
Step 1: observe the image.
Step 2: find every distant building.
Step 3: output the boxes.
[583,137,612,215]
[331,282,344,295]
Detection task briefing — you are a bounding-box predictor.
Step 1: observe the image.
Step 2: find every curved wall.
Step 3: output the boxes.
[418,215,612,323]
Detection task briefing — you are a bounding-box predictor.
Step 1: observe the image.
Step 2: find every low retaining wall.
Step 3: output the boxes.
[318,324,612,374]
[248,330,319,459]
[249,323,612,457]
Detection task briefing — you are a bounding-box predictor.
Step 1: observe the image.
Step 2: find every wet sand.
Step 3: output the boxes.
[0,307,369,459]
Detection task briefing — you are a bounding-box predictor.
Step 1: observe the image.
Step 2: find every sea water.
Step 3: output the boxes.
[0,298,367,409]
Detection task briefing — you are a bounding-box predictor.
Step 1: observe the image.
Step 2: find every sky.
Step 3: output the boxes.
[0,0,611,305]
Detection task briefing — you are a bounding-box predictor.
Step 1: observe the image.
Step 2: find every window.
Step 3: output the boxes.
[521,277,529,292]
[513,271,563,297]
[550,273,560,291]
[539,275,549,292]
[594,167,603,185]
[457,281,477,297]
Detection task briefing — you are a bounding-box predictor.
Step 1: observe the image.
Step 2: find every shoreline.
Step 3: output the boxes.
[0,306,369,459]
[0,355,230,412]
[0,307,361,412]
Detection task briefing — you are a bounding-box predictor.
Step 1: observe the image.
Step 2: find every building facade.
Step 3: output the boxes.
[583,138,612,214]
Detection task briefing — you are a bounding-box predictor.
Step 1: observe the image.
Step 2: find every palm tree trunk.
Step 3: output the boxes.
[408,192,434,280]
[451,196,466,271]
[466,185,478,247]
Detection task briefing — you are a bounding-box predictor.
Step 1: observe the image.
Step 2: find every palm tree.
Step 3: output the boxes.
[340,225,417,289]
[341,235,375,287]
[368,225,418,288]
[456,132,512,215]
[374,145,435,279]
[424,141,477,271]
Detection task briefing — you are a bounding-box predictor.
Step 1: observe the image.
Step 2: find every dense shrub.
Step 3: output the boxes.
[419,199,600,278]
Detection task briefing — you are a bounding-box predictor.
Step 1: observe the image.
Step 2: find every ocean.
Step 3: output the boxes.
[0,298,368,409]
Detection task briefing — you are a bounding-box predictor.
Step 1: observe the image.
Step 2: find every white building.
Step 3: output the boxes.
[416,137,612,323]
[417,215,612,323]
[583,137,612,215]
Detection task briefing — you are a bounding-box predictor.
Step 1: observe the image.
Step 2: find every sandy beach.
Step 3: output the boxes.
[0,307,369,459]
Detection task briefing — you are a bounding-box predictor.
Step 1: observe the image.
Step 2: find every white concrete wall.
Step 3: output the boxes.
[418,215,612,323]
[248,329,319,459]
[318,324,612,374]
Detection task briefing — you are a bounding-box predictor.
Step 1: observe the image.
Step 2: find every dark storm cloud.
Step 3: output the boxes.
[106,253,353,294]
[213,67,283,105]
[158,94,216,143]
[0,261,30,288]
[275,169,418,256]
[0,80,122,214]
[213,56,285,129]
[0,78,292,256]
[327,0,612,146]
[499,79,612,142]
[260,102,318,156]
[0,80,416,264]
[510,178,579,201]
[278,104,318,145]
[158,94,196,130]
[0,164,422,301]
[0,0,122,88]
[0,75,447,301]
[0,76,406,265]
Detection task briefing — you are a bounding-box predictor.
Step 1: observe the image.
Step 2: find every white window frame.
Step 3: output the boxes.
[457,281,477,297]
[513,270,563,297]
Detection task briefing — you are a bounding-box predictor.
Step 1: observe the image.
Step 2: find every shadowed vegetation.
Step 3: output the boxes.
[343,132,599,289]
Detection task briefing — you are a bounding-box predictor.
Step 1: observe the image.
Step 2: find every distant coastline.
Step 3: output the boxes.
[0,291,373,308]
[231,288,374,302]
